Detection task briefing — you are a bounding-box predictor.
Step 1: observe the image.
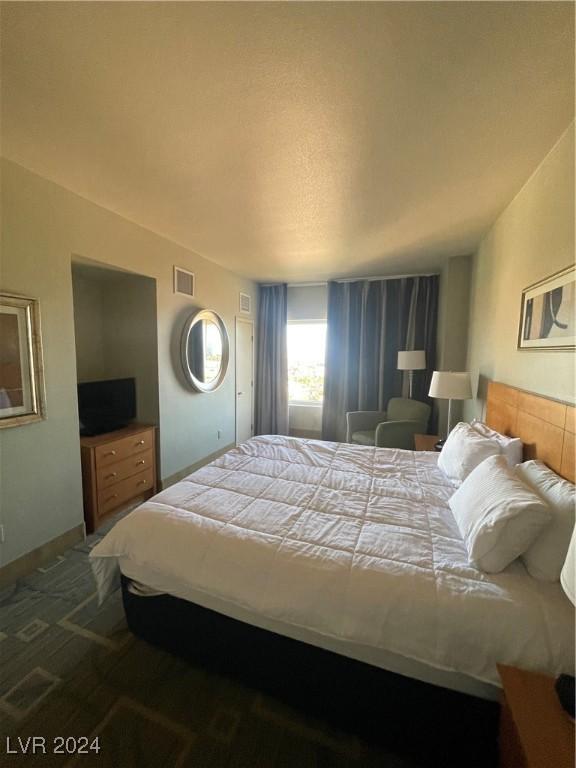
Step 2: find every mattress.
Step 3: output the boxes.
[90,435,575,691]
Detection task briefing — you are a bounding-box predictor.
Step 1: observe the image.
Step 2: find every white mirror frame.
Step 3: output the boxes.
[0,293,46,429]
[180,309,229,393]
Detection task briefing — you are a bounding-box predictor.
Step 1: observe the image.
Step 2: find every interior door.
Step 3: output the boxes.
[235,318,254,444]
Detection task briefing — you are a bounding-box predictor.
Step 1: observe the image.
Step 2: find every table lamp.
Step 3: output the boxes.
[428,371,472,443]
[397,350,426,398]
[556,526,575,718]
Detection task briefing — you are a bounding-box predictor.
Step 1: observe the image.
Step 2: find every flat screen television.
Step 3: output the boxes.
[78,378,136,436]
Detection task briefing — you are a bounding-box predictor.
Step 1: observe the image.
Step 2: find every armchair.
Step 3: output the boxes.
[346,398,431,450]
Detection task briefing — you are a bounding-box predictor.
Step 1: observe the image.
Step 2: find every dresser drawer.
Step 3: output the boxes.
[95,429,154,467]
[97,467,154,518]
[97,449,154,490]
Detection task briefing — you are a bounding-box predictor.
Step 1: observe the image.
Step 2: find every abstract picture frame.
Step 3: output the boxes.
[518,265,575,351]
[0,293,46,428]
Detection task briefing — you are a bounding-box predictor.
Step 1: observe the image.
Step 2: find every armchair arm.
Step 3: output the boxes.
[375,420,424,450]
[346,411,387,442]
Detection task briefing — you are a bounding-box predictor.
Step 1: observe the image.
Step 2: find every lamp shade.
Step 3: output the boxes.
[397,350,426,371]
[428,371,472,400]
[561,526,576,605]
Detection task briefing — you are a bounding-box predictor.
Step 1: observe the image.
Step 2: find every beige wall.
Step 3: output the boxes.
[102,271,160,427]
[72,265,160,427]
[0,159,255,566]
[71,269,107,381]
[436,254,473,435]
[289,403,323,436]
[287,284,327,321]
[465,125,575,421]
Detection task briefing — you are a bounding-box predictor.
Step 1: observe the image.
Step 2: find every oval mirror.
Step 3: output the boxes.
[181,309,229,392]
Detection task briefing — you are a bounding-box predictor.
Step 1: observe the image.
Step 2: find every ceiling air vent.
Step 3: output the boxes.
[239,292,251,314]
[174,266,195,298]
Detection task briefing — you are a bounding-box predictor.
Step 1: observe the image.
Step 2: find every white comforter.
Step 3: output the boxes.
[90,435,574,686]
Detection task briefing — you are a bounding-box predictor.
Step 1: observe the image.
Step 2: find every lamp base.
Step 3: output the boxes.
[555,674,575,720]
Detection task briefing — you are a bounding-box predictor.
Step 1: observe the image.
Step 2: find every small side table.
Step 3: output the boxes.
[414,434,440,452]
[498,664,575,768]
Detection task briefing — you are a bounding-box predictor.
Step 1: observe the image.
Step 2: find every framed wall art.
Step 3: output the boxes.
[0,294,46,428]
[518,265,575,350]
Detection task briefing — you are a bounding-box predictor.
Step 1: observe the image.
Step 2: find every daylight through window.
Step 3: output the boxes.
[287,322,327,404]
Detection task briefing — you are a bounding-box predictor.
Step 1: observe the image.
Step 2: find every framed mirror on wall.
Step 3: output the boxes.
[0,293,46,428]
[181,309,229,392]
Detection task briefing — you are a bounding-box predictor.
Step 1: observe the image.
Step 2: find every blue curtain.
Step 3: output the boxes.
[255,284,289,435]
[321,276,438,441]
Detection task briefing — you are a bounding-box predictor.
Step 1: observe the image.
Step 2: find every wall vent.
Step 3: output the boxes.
[239,292,251,314]
[174,266,195,298]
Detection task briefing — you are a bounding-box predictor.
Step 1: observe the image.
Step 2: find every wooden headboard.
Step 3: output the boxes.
[486,381,575,483]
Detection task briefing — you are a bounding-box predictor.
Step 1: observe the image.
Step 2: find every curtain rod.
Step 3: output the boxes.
[336,272,439,283]
[281,272,439,288]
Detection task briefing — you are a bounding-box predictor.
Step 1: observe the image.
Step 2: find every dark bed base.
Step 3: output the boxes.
[121,575,499,766]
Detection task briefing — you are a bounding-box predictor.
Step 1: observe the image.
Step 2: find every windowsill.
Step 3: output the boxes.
[289,402,323,408]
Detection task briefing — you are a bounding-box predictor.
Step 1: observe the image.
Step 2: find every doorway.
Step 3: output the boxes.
[235,317,254,444]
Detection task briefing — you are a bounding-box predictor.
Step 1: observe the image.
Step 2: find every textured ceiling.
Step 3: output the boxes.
[1,2,574,282]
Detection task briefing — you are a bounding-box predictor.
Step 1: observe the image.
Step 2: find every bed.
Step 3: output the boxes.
[90,382,575,703]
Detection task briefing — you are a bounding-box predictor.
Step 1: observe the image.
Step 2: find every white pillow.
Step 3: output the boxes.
[438,422,500,485]
[470,420,523,468]
[515,461,575,582]
[449,454,551,573]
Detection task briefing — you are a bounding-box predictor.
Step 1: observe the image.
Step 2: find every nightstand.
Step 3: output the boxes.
[498,664,575,768]
[413,434,440,452]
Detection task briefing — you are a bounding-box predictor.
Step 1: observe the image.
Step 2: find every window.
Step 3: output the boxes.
[287,321,327,404]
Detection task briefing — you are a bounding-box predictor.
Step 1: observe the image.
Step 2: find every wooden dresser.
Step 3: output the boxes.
[80,423,157,533]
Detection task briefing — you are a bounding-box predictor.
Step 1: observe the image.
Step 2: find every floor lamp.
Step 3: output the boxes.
[428,371,472,440]
[397,351,426,398]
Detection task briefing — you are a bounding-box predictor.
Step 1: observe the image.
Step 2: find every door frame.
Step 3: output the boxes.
[235,316,254,445]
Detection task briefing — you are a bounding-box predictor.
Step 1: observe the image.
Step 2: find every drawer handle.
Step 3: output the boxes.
[105,493,118,503]
[105,472,118,480]
[135,440,145,446]
[105,450,117,457]
[136,479,148,486]
[136,459,146,465]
